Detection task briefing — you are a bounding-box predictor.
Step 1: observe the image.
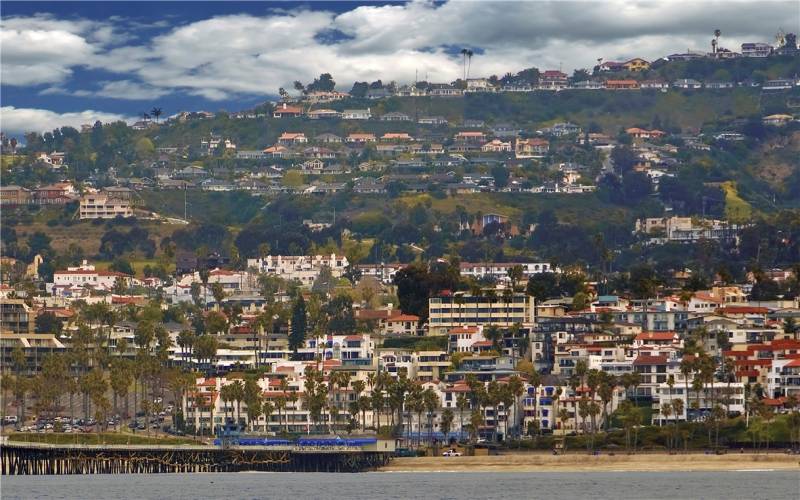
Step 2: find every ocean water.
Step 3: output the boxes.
[2,471,797,499]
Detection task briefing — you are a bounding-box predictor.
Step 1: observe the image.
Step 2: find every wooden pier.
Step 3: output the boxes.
[0,442,393,475]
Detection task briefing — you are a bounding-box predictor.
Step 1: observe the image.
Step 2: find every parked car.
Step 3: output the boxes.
[442,449,462,457]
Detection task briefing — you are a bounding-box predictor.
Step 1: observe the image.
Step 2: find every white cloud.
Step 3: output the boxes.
[0,14,123,86]
[0,106,133,135]
[1,2,797,98]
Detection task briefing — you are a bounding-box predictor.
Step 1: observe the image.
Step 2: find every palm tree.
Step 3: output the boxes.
[460,48,469,81]
[423,388,438,446]
[661,403,673,449]
[456,393,469,440]
[150,107,163,124]
[466,49,474,80]
[440,408,454,443]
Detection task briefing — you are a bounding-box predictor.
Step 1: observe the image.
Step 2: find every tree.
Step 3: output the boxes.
[211,282,226,307]
[491,165,510,189]
[150,107,163,124]
[307,73,336,92]
[243,377,263,431]
[440,408,454,443]
[290,295,307,354]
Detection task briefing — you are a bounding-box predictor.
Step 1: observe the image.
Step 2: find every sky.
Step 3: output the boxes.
[1,1,798,137]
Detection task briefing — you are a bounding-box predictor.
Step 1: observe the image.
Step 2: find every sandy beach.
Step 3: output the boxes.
[380,452,800,472]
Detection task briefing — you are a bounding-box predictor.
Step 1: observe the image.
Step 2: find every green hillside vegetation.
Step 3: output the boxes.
[721,181,753,223]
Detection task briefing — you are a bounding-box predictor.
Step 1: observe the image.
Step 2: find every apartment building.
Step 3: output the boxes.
[79,193,133,219]
[428,289,535,335]
[0,299,36,334]
[246,254,349,286]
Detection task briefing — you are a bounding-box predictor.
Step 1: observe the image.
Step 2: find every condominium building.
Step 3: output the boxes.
[428,289,535,335]
[0,299,36,334]
[79,193,133,219]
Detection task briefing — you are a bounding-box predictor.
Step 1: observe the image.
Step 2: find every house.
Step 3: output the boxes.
[273,103,304,118]
[490,123,520,138]
[541,122,581,137]
[454,131,486,143]
[33,182,77,205]
[345,133,377,144]
[466,78,496,92]
[298,159,325,173]
[672,79,703,90]
[342,109,372,120]
[305,91,349,103]
[704,81,734,89]
[762,79,795,91]
[428,84,463,97]
[598,61,626,72]
[572,80,603,90]
[540,70,568,90]
[515,138,550,158]
[0,186,31,206]
[315,133,343,143]
[52,262,135,292]
[623,58,650,72]
[762,114,794,127]
[741,42,773,57]
[263,145,289,158]
[626,128,666,140]
[640,80,670,90]
[236,150,267,160]
[481,139,512,153]
[380,112,412,122]
[379,133,412,143]
[418,116,448,126]
[302,147,337,159]
[306,109,342,120]
[278,132,308,145]
[605,79,640,90]
[666,52,704,61]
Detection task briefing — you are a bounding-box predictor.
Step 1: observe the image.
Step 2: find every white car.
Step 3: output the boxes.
[442,449,462,457]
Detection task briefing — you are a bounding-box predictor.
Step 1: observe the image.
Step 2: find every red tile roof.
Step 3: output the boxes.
[717,306,770,314]
[635,332,677,341]
[632,355,668,365]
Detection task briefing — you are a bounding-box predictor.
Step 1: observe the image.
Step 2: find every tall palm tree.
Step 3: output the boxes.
[456,393,469,440]
[466,50,474,80]
[460,48,469,81]
[150,107,163,124]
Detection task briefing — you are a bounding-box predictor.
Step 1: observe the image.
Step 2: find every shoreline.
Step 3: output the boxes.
[379,452,800,473]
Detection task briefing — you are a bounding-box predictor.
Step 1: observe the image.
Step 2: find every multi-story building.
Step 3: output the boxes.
[79,192,133,219]
[654,381,745,423]
[246,254,348,286]
[459,262,556,281]
[428,289,535,335]
[0,299,36,334]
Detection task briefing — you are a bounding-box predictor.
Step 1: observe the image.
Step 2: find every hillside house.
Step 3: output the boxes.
[346,133,377,144]
[342,109,372,120]
[278,132,308,145]
[481,140,512,153]
[380,112,412,122]
[605,79,640,90]
[540,70,568,90]
[513,138,548,159]
[672,79,703,90]
[307,109,342,120]
[273,103,304,118]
